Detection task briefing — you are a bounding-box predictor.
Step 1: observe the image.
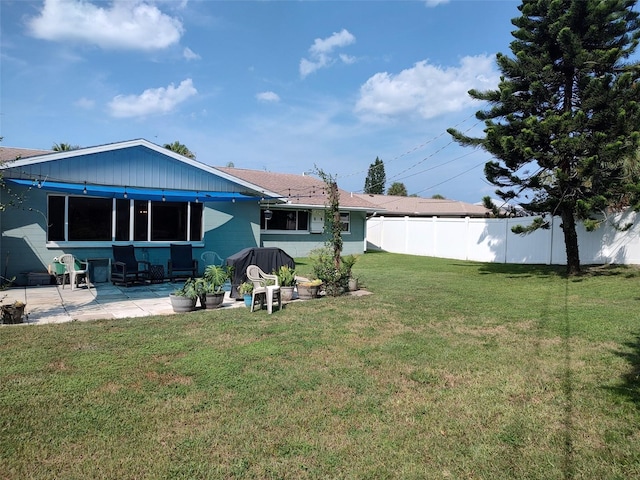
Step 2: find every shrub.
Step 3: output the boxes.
[309,246,354,296]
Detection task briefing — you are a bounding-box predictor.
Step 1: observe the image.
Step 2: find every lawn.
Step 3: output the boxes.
[1,252,639,479]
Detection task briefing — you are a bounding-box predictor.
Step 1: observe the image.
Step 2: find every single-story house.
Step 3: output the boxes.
[0,139,376,285]
[353,193,490,218]
[216,166,377,257]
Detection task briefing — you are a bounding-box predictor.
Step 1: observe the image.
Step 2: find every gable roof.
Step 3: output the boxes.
[354,193,489,217]
[0,139,281,200]
[216,167,377,211]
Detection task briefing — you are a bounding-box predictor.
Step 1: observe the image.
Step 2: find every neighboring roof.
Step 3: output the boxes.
[217,167,377,211]
[354,193,490,217]
[0,146,51,163]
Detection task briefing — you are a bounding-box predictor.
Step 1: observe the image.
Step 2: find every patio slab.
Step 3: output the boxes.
[1,280,371,326]
[0,282,244,325]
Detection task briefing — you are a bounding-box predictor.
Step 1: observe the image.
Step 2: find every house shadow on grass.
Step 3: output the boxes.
[606,335,640,408]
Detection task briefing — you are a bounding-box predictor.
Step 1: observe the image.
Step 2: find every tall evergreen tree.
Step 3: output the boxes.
[364,157,386,194]
[449,0,640,275]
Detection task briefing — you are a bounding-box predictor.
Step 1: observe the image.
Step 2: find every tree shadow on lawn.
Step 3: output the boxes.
[472,262,567,278]
[474,262,639,280]
[607,335,640,408]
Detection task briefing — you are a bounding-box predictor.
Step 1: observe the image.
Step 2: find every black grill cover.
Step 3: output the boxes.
[226,247,295,298]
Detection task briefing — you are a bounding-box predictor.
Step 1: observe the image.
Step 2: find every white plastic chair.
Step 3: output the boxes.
[201,251,224,267]
[59,254,91,290]
[246,264,281,314]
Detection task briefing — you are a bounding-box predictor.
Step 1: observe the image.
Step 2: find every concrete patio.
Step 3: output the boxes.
[0,282,244,325]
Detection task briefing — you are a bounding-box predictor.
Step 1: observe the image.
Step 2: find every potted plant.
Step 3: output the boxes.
[202,265,231,309]
[276,265,297,301]
[238,281,254,307]
[296,278,323,300]
[193,278,208,309]
[341,254,359,291]
[1,300,26,324]
[169,278,198,313]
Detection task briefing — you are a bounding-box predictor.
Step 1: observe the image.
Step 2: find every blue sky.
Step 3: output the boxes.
[1,0,522,203]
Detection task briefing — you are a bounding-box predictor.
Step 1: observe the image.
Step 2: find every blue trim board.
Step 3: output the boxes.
[6,179,262,203]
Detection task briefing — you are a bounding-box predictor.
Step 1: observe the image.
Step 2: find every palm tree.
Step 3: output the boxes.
[164,141,195,159]
[52,142,80,151]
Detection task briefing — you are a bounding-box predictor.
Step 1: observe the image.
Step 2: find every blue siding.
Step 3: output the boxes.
[0,183,263,285]
[4,146,246,192]
[260,211,367,257]
[0,144,367,283]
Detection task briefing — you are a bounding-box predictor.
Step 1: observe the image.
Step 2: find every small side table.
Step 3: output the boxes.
[150,264,165,284]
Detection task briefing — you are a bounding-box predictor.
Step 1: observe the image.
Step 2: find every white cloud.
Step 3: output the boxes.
[27,0,183,50]
[425,0,450,6]
[108,78,197,118]
[339,53,356,65]
[256,91,280,103]
[74,97,95,109]
[309,28,355,55]
[355,55,499,121]
[183,47,200,60]
[299,29,356,78]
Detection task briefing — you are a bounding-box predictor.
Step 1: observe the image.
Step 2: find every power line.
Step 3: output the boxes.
[341,111,479,184]
[413,159,488,196]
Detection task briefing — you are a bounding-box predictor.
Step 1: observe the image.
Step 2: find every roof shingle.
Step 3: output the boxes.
[0,147,51,163]
[353,193,489,217]
[216,167,376,210]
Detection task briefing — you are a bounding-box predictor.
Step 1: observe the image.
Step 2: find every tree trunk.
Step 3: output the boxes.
[560,207,581,275]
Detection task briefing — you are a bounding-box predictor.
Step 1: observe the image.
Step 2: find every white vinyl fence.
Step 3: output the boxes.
[366,209,640,265]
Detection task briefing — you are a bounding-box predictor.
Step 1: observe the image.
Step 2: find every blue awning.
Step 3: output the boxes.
[6,179,263,203]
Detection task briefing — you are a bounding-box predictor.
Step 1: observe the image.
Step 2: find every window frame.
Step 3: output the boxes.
[46,194,204,246]
[260,208,310,233]
[259,208,352,234]
[340,212,351,233]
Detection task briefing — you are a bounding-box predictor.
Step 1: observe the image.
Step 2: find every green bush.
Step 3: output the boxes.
[309,246,354,296]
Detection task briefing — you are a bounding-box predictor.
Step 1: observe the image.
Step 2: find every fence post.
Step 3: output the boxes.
[548,215,554,265]
[405,216,410,255]
[433,216,438,257]
[464,216,469,261]
[504,217,509,263]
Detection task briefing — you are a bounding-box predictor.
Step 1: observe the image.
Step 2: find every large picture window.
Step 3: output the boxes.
[47,195,203,242]
[261,209,309,231]
[69,197,112,240]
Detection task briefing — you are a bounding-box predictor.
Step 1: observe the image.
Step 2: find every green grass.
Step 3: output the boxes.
[2,252,640,479]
